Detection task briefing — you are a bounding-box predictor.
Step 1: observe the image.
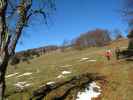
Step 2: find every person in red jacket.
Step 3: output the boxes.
[105,50,112,61]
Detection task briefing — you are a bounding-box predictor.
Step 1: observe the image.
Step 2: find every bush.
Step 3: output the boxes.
[10,56,20,65]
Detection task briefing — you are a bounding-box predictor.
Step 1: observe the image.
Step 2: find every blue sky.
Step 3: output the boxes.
[16,0,128,51]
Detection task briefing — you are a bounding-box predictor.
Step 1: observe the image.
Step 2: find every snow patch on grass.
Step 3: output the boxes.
[6,73,19,78]
[60,65,72,68]
[62,71,71,75]
[14,81,32,90]
[46,82,55,85]
[76,81,101,100]
[79,58,89,62]
[17,72,32,78]
[57,74,64,78]
[57,70,71,79]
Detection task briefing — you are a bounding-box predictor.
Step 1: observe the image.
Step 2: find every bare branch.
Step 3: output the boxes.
[8,0,33,56]
[27,9,47,24]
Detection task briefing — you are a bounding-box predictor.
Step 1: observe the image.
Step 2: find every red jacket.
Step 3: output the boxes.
[105,51,112,57]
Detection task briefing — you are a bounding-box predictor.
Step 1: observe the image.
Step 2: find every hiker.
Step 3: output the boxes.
[115,47,120,60]
[105,49,112,61]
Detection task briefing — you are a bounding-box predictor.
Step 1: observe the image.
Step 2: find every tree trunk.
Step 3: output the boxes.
[0,67,6,100]
[128,38,133,49]
[0,0,8,99]
[0,52,9,100]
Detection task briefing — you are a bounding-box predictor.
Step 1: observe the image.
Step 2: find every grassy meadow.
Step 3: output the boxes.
[5,38,133,100]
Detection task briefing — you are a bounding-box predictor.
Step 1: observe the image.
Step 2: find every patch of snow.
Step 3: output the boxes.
[14,81,32,90]
[24,83,31,87]
[79,58,89,62]
[60,65,72,68]
[76,81,101,100]
[15,82,26,85]
[17,72,32,78]
[57,74,64,78]
[57,70,72,79]
[90,82,101,90]
[46,82,55,85]
[6,73,19,78]
[62,71,71,75]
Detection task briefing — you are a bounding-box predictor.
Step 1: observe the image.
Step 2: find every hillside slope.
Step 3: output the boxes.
[5,38,133,100]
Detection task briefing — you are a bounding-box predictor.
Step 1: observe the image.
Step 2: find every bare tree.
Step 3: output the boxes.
[123,0,133,49]
[73,29,111,50]
[113,29,123,40]
[61,39,70,52]
[0,0,55,99]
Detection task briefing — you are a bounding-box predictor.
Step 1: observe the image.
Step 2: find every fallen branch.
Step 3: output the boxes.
[30,73,106,100]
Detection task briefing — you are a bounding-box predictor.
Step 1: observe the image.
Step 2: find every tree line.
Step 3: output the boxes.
[61,28,124,51]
